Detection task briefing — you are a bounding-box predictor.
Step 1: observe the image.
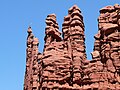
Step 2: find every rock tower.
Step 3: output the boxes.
[24,4,120,90]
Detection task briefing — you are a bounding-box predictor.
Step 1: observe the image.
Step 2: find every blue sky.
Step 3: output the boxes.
[0,0,119,90]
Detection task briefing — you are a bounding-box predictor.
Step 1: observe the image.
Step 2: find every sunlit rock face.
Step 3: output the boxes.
[24,4,120,90]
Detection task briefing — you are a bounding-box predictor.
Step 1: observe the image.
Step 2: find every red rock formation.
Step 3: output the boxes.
[62,5,86,87]
[24,27,40,90]
[82,4,120,89]
[24,4,120,90]
[42,14,73,89]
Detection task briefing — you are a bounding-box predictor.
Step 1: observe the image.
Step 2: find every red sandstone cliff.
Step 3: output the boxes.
[24,4,120,90]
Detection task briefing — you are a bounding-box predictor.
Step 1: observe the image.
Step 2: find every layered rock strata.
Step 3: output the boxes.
[82,4,120,89]
[24,4,120,90]
[62,5,86,87]
[42,13,72,89]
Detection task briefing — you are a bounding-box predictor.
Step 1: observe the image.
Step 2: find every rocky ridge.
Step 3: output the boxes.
[24,4,120,90]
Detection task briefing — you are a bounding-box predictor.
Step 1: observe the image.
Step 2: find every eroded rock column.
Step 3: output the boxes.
[62,5,86,86]
[24,27,34,90]
[32,38,39,90]
[24,27,39,90]
[41,14,73,89]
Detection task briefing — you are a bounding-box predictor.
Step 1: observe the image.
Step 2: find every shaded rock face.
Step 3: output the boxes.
[24,4,120,90]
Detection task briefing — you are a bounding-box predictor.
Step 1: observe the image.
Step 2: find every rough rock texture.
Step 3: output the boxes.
[24,27,39,90]
[24,4,120,90]
[82,4,120,89]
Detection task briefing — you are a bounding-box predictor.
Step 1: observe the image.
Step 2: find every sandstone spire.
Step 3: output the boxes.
[24,27,34,90]
[44,14,62,49]
[32,37,39,90]
[41,14,73,89]
[62,5,86,86]
[24,27,39,90]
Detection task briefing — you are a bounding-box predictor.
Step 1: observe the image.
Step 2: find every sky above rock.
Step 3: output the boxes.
[0,0,119,90]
